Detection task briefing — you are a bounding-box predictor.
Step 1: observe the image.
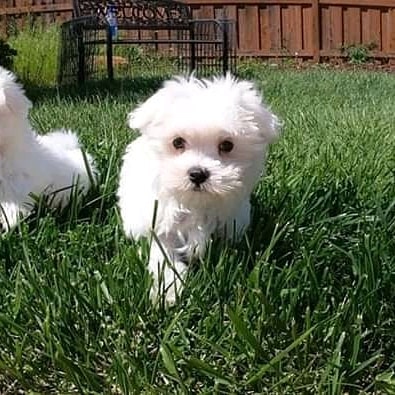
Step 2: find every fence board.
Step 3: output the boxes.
[269,4,281,50]
[249,5,260,51]
[329,6,343,50]
[343,6,361,45]
[238,5,259,53]
[381,9,389,52]
[302,5,312,51]
[283,5,303,53]
[0,3,72,15]
[294,5,303,52]
[238,6,247,52]
[198,4,215,18]
[390,8,395,52]
[260,6,270,51]
[363,8,381,49]
[311,0,320,61]
[320,6,330,50]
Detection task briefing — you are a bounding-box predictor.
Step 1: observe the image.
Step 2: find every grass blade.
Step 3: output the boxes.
[246,324,317,385]
[227,307,265,358]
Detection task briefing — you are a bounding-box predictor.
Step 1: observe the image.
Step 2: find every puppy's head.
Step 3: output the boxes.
[129,74,280,206]
[0,67,32,143]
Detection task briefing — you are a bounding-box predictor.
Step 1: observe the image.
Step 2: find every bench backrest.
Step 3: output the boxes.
[73,0,192,27]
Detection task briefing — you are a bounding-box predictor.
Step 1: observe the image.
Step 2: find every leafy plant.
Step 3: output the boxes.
[342,42,377,64]
[8,25,59,85]
[0,38,17,69]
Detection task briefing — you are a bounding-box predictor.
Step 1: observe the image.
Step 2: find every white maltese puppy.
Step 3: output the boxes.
[118,74,280,303]
[0,67,96,231]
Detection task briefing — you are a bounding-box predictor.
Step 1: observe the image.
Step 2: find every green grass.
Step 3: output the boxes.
[0,61,394,393]
[8,24,59,86]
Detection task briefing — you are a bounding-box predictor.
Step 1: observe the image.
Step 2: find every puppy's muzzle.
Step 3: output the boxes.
[188,167,210,186]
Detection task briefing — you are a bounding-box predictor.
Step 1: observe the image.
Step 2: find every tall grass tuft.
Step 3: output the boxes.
[8,24,59,86]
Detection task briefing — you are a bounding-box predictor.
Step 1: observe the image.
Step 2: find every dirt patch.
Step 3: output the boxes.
[259,57,395,73]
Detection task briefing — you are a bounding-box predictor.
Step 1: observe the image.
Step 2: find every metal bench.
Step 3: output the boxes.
[58,0,236,85]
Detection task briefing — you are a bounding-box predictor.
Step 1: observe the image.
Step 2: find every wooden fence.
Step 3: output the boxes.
[1,0,395,61]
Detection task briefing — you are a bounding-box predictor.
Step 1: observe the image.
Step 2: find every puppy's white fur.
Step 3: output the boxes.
[0,67,96,230]
[118,74,280,303]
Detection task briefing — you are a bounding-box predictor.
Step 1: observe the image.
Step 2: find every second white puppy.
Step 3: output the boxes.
[118,74,280,303]
[0,67,96,231]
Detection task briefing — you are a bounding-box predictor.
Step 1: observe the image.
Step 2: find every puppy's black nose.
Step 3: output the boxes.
[188,167,210,185]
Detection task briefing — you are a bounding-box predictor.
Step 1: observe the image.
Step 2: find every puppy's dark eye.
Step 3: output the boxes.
[218,140,234,154]
[173,137,186,150]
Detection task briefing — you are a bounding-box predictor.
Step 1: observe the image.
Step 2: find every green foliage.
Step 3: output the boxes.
[0,39,17,69]
[8,25,59,86]
[0,60,395,392]
[342,42,377,64]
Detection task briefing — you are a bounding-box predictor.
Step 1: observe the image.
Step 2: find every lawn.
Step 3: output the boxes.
[0,31,395,393]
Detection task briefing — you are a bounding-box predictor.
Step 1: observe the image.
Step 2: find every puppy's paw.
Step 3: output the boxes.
[150,260,187,306]
[0,201,26,232]
[150,280,181,306]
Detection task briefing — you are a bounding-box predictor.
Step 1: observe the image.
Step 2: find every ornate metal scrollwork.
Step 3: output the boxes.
[75,0,192,27]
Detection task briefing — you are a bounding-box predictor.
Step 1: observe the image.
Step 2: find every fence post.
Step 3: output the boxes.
[312,0,320,62]
[106,26,114,80]
[189,21,196,72]
[220,19,229,75]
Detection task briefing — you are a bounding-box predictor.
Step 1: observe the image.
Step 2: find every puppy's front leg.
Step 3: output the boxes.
[223,199,251,242]
[148,238,188,305]
[0,201,25,232]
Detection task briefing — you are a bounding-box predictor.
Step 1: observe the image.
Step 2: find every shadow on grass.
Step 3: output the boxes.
[23,76,165,104]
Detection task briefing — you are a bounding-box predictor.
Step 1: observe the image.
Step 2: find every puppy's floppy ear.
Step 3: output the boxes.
[254,103,281,144]
[0,89,7,113]
[0,67,32,117]
[231,75,281,144]
[128,76,194,134]
[128,89,168,133]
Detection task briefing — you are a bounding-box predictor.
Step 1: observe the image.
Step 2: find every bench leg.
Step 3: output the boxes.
[189,26,196,73]
[77,28,85,84]
[222,21,229,76]
[106,27,114,80]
